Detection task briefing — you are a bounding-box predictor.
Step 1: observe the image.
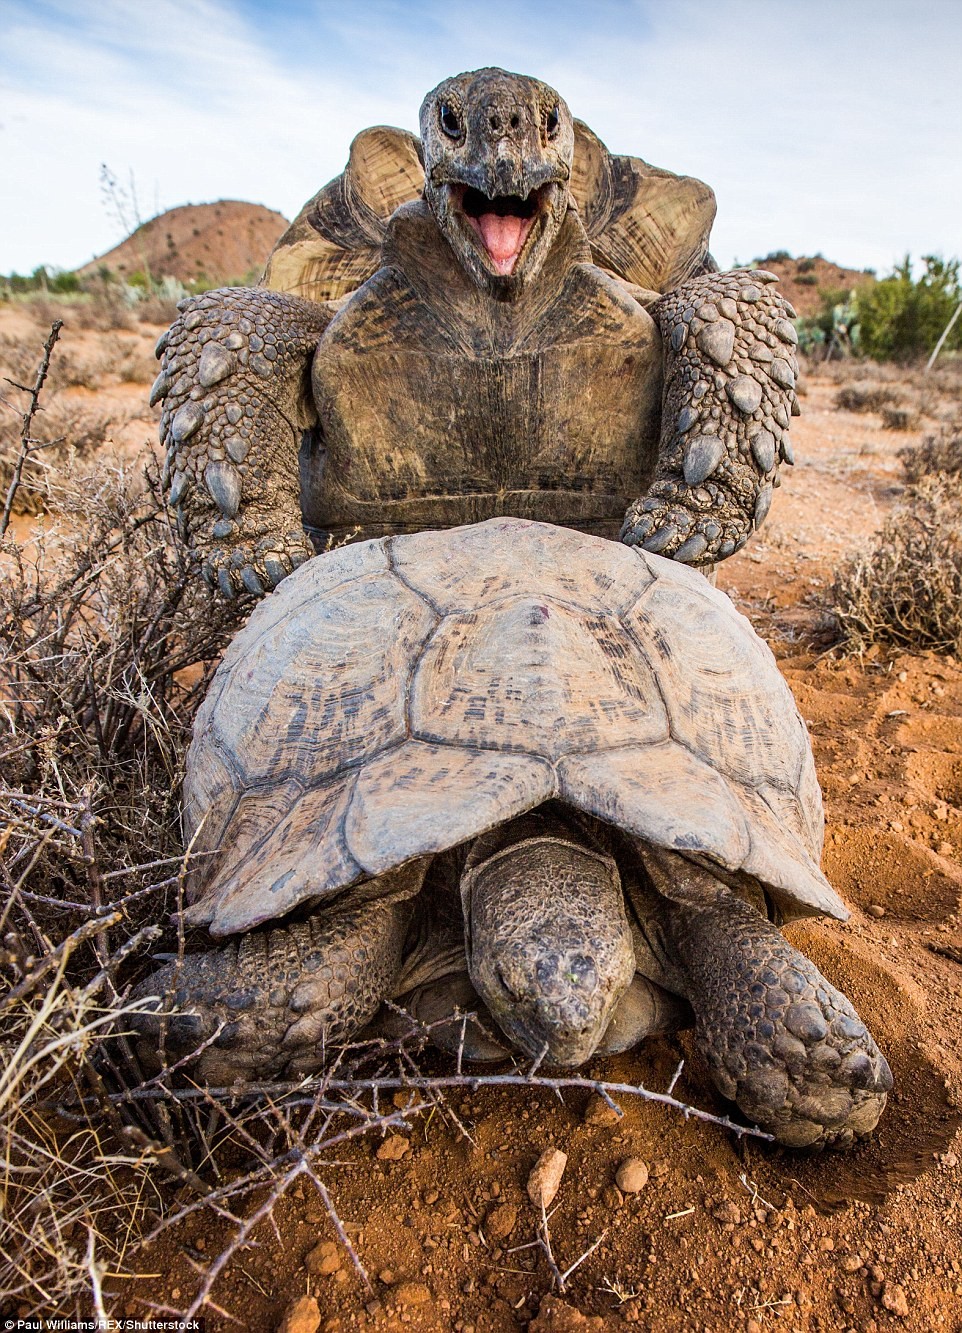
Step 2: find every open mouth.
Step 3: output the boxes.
[455,184,551,276]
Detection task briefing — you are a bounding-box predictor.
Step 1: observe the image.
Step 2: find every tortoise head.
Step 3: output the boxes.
[419,67,575,298]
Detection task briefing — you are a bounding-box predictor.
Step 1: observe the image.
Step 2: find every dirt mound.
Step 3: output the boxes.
[754,253,875,317]
[78,200,288,286]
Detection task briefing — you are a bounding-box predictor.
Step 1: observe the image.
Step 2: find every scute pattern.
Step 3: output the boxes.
[186,518,844,933]
[410,595,668,760]
[205,571,436,785]
[389,519,655,616]
[558,742,751,869]
[625,579,808,791]
[345,740,556,874]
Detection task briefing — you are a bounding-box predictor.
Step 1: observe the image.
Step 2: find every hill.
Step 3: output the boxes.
[752,251,875,317]
[78,200,288,286]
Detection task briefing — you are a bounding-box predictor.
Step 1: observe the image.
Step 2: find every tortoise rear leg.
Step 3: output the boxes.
[643,849,892,1149]
[132,891,416,1084]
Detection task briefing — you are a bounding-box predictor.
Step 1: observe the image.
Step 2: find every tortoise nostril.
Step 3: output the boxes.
[510,114,519,129]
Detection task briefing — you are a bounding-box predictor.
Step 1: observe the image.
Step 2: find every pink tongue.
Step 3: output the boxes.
[476,212,526,274]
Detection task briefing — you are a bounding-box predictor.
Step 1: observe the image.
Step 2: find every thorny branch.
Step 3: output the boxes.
[0,319,63,536]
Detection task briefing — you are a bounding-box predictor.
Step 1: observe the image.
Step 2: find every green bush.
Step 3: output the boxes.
[856,254,961,362]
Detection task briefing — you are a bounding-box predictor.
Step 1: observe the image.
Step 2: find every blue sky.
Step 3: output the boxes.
[1,0,959,276]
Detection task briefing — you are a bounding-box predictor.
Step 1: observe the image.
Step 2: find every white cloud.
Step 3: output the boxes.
[0,0,959,275]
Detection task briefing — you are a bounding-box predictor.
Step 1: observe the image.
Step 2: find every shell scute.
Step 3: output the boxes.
[625,578,807,791]
[410,594,668,761]
[206,570,436,785]
[558,742,752,868]
[390,518,655,617]
[345,740,556,874]
[190,778,359,936]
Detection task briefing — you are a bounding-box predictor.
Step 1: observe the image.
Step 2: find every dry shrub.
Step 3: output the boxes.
[899,416,962,483]
[0,329,249,1310]
[835,380,901,413]
[27,293,136,334]
[0,330,135,514]
[831,475,962,656]
[881,406,921,432]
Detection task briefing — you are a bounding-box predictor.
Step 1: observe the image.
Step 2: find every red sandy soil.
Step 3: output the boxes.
[2,305,961,1333]
[76,200,288,286]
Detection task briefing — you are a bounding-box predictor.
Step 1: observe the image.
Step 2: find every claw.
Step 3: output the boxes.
[217,568,237,600]
[264,556,289,587]
[241,565,266,596]
[642,526,678,554]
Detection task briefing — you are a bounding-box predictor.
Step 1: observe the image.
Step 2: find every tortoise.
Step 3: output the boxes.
[133,519,891,1150]
[151,67,801,598]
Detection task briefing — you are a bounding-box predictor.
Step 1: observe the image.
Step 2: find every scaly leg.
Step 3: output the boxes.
[153,287,334,597]
[622,267,800,566]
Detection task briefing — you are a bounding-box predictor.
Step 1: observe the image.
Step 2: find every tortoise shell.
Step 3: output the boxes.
[259,121,716,304]
[184,519,842,937]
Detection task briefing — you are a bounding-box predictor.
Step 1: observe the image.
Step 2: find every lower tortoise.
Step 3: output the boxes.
[134,520,891,1149]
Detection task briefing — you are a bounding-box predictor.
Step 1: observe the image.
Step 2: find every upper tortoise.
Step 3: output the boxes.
[152,68,802,597]
[133,519,891,1150]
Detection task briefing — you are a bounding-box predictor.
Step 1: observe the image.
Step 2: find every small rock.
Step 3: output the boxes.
[393,1281,432,1306]
[583,1092,621,1126]
[485,1203,518,1242]
[530,1294,607,1330]
[867,904,886,918]
[840,1254,864,1273]
[614,1157,649,1193]
[277,1294,321,1333]
[602,1183,623,1209]
[880,1282,910,1318]
[711,1199,741,1225]
[527,1147,568,1209]
[650,1157,671,1179]
[376,1133,410,1161]
[306,1240,342,1276]
[378,1269,395,1285]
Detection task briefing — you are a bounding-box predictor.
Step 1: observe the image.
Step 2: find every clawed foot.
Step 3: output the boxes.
[622,479,755,565]
[195,524,315,598]
[669,894,892,1149]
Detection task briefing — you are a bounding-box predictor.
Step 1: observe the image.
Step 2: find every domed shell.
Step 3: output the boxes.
[184,519,842,937]
[260,122,715,304]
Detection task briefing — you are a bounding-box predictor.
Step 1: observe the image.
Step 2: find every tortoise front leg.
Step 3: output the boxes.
[622,268,800,566]
[153,287,335,597]
[131,893,415,1083]
[643,850,891,1149]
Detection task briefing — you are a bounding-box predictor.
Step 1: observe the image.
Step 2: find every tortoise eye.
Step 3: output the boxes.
[545,104,560,138]
[439,103,462,139]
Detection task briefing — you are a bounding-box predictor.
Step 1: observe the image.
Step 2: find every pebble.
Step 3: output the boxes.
[376,1133,410,1161]
[393,1281,433,1306]
[880,1282,910,1318]
[276,1294,321,1333]
[583,1092,621,1126]
[614,1157,649,1193]
[711,1199,741,1225]
[305,1240,342,1276]
[527,1148,568,1209]
[867,904,886,918]
[485,1203,518,1242]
